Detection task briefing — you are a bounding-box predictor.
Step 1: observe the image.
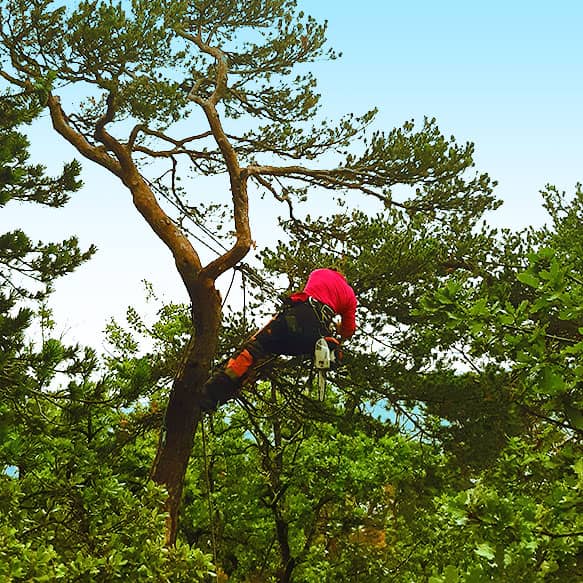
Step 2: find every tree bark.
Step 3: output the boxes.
[151,278,222,545]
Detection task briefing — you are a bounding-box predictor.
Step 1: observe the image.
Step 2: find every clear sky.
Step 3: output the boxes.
[3,0,582,348]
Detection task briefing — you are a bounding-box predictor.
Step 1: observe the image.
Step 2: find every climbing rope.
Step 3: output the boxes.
[146,175,282,304]
[220,268,237,309]
[241,267,247,330]
[200,417,218,566]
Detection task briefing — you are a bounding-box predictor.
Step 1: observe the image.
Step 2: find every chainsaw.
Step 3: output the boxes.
[313,336,342,399]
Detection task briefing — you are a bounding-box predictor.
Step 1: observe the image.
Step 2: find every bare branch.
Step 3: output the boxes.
[0,69,27,88]
[252,174,297,222]
[173,30,252,280]
[46,93,123,177]
[129,124,214,151]
[247,163,410,210]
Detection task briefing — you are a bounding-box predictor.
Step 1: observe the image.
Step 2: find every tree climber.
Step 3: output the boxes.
[200,268,358,411]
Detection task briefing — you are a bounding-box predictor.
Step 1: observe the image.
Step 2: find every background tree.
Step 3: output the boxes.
[0,89,93,484]
[0,0,498,543]
[404,186,583,581]
[0,89,91,316]
[86,183,582,580]
[0,95,214,580]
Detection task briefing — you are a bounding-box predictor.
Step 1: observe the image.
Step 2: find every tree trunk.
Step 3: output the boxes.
[44,91,250,546]
[151,279,222,545]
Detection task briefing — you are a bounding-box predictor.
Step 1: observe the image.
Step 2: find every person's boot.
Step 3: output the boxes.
[199,371,240,412]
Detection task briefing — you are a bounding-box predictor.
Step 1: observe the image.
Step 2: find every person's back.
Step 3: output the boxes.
[291,268,357,339]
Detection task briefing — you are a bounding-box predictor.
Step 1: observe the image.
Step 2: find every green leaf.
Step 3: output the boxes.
[516,271,539,288]
[443,564,459,582]
[474,542,496,561]
[539,367,565,394]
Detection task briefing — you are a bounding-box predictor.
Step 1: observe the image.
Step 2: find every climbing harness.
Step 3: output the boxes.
[308,296,336,334]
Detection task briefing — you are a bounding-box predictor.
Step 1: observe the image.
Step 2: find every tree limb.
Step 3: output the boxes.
[46,93,123,177]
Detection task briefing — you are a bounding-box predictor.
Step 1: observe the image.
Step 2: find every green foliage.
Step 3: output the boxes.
[0,84,212,582]
[1,1,581,580]
[407,188,583,581]
[104,283,192,399]
[0,94,94,300]
[0,326,213,581]
[0,95,82,208]
[5,186,582,580]
[0,0,337,133]
[252,182,582,580]
[180,394,449,582]
[430,431,582,582]
[1,294,213,581]
[1,0,498,222]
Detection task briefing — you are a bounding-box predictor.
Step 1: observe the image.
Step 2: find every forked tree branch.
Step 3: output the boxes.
[46,92,205,290]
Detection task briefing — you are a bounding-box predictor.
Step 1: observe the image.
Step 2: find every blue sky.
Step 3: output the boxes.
[4,0,582,346]
[306,0,582,227]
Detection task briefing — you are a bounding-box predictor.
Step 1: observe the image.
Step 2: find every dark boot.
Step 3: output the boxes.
[200,371,240,412]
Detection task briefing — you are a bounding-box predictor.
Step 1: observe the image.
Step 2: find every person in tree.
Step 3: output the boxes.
[200,267,357,411]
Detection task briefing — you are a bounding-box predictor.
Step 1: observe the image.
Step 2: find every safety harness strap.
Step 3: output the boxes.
[308,296,335,332]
